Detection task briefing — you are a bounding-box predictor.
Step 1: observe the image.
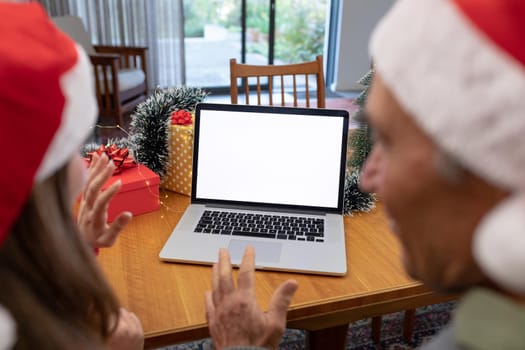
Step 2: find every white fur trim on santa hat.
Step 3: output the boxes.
[473,195,525,294]
[35,44,97,182]
[0,305,16,350]
[370,0,525,191]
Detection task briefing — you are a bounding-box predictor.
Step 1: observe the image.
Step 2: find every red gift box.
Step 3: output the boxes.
[101,164,160,222]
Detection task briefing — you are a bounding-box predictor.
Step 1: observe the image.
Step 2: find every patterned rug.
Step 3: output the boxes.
[158,301,456,350]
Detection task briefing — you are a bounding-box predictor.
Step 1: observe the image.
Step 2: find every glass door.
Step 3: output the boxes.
[183,0,242,89]
[245,0,270,65]
[274,0,327,64]
[183,0,328,91]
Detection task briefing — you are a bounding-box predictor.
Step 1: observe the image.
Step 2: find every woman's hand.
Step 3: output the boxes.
[107,308,144,350]
[205,246,298,350]
[77,153,132,248]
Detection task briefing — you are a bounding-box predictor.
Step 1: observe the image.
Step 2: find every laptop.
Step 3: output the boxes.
[159,103,349,276]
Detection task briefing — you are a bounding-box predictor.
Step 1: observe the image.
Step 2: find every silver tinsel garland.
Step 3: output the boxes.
[343,170,376,215]
[128,86,208,179]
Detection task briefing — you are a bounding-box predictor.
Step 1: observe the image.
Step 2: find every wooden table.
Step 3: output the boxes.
[97,192,453,349]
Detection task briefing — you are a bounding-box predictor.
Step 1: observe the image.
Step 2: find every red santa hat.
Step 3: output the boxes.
[370,0,525,293]
[0,3,97,245]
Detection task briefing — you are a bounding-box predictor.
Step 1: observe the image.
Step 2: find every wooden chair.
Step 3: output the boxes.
[51,16,148,126]
[230,55,326,108]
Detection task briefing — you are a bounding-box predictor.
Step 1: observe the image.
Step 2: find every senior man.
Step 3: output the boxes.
[204,0,525,349]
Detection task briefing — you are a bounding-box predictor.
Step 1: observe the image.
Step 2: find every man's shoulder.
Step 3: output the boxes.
[454,288,525,349]
[422,288,525,350]
[419,326,461,350]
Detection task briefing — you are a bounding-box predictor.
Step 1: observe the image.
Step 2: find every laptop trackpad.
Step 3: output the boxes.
[228,240,282,264]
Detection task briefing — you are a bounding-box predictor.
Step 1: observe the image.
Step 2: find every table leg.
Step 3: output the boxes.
[403,308,416,342]
[306,324,349,350]
[371,316,382,344]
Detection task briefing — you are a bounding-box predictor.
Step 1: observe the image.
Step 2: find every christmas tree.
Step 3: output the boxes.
[348,69,373,170]
[343,69,375,215]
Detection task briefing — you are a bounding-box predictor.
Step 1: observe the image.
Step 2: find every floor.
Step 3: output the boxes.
[156,301,456,350]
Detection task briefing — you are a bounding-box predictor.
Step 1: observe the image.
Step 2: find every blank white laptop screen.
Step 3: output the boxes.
[195,109,345,209]
[160,104,349,276]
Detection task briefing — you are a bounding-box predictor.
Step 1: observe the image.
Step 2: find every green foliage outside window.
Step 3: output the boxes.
[183,0,327,64]
[246,0,270,34]
[183,0,239,38]
[275,0,326,63]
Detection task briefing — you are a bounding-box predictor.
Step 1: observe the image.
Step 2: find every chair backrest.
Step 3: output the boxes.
[230,55,326,108]
[51,16,96,55]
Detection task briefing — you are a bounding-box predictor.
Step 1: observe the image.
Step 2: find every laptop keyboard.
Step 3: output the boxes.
[194,210,325,242]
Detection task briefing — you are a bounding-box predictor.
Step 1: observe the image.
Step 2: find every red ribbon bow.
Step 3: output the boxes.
[171,109,193,126]
[86,144,137,174]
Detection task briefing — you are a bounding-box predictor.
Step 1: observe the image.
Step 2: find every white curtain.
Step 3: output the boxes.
[38,0,70,14]
[39,0,186,88]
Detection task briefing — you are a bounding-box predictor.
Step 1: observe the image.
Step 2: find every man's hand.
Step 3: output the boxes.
[107,308,144,350]
[77,153,132,248]
[205,247,298,350]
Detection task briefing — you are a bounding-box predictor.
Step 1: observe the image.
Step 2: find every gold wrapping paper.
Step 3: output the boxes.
[163,123,193,195]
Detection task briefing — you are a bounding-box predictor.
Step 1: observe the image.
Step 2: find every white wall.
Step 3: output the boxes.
[332,0,394,91]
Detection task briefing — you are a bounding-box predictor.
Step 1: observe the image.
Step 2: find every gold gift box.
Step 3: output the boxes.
[163,123,193,196]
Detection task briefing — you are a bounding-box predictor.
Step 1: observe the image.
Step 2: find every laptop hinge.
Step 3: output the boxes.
[204,203,327,216]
